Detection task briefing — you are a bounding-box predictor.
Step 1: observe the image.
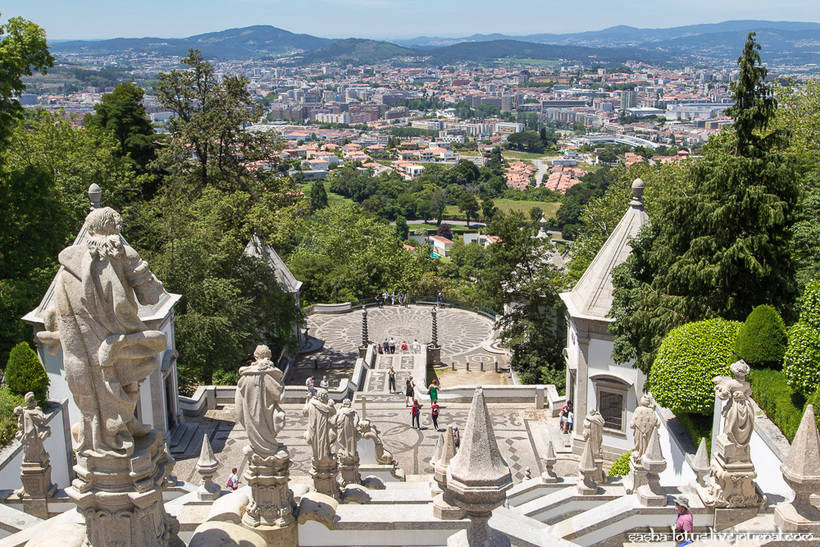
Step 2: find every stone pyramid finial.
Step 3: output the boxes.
[434,425,465,519]
[447,388,511,488]
[541,440,558,483]
[775,404,820,532]
[782,404,820,481]
[444,388,511,542]
[642,428,664,467]
[195,434,220,501]
[636,428,666,506]
[577,440,598,495]
[692,438,709,486]
[432,433,444,469]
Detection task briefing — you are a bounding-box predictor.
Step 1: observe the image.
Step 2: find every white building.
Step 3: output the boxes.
[559,179,649,459]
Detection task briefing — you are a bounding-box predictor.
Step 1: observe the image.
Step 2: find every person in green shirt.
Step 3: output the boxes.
[427,379,440,403]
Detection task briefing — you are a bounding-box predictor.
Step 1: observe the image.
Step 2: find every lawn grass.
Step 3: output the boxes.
[298,181,354,206]
[494,199,560,219]
[502,150,546,160]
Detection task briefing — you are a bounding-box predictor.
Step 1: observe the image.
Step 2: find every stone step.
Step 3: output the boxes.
[170,422,199,455]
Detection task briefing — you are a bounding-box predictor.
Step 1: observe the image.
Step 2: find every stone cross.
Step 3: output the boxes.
[195,434,220,501]
[774,404,820,533]
[36,202,178,545]
[445,388,512,546]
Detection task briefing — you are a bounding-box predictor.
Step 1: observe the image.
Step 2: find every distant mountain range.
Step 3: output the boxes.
[52,20,820,66]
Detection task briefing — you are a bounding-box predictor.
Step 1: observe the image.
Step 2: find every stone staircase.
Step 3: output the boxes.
[169,422,199,457]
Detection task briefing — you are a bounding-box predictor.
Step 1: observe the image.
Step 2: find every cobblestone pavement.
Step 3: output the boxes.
[294,306,504,380]
[173,402,561,488]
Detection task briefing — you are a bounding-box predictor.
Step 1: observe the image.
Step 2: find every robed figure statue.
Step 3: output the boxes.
[37,207,167,458]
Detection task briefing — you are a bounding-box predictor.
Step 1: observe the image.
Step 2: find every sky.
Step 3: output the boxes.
[3,0,819,41]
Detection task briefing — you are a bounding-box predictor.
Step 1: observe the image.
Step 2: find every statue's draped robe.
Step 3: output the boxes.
[45,241,165,457]
[630,406,657,460]
[304,399,335,463]
[585,414,605,459]
[335,407,359,459]
[18,408,49,463]
[235,364,285,456]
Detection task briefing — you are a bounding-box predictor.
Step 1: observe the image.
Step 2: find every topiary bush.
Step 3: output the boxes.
[749,368,803,441]
[649,318,742,415]
[0,388,24,447]
[804,385,820,435]
[784,281,820,398]
[608,451,631,477]
[5,342,49,403]
[784,321,820,398]
[735,305,787,369]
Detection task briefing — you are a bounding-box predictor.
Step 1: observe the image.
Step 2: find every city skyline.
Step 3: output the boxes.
[3,0,820,41]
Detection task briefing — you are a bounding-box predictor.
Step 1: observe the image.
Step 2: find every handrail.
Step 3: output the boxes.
[306,295,499,320]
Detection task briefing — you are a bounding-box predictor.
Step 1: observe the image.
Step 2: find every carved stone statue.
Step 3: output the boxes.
[334,399,361,486]
[698,360,762,508]
[358,419,395,465]
[15,392,50,465]
[334,399,360,460]
[33,203,178,545]
[37,207,166,458]
[583,409,605,459]
[236,345,296,540]
[630,395,659,463]
[304,388,339,497]
[235,345,286,456]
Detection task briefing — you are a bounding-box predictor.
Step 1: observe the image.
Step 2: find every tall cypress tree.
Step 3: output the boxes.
[610,33,799,374]
[309,179,328,211]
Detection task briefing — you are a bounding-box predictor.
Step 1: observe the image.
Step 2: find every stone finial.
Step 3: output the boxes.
[541,440,558,483]
[196,434,220,501]
[88,183,102,209]
[636,428,667,506]
[360,307,369,348]
[445,388,511,545]
[631,178,644,205]
[434,425,464,520]
[432,433,444,469]
[431,306,439,348]
[775,404,820,532]
[691,438,709,487]
[577,439,598,495]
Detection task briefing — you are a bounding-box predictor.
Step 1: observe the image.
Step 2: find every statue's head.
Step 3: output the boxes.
[85,207,124,259]
[24,392,36,409]
[640,394,652,407]
[254,345,272,361]
[317,388,329,402]
[730,360,750,381]
[342,399,352,408]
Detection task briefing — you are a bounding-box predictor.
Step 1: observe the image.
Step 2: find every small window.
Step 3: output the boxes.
[599,390,624,430]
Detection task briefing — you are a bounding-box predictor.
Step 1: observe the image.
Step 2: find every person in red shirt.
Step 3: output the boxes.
[431,402,440,431]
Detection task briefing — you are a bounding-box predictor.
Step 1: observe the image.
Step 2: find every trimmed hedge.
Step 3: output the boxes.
[0,388,24,447]
[650,318,742,415]
[798,280,820,330]
[735,305,787,369]
[748,368,802,441]
[804,386,820,435]
[5,342,49,403]
[608,451,631,477]
[783,321,820,398]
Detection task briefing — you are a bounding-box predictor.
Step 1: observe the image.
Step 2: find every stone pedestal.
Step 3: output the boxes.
[577,440,599,495]
[311,457,340,499]
[624,459,646,494]
[195,434,220,501]
[636,429,667,506]
[427,345,441,367]
[67,431,179,546]
[698,435,762,508]
[241,446,297,543]
[447,513,510,547]
[540,440,559,484]
[18,460,57,518]
[774,404,820,533]
[338,453,361,487]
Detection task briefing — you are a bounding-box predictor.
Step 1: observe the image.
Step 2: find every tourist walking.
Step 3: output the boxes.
[436,292,443,307]
[305,376,316,397]
[389,337,396,354]
[431,402,439,431]
[226,468,240,490]
[388,366,396,393]
[673,496,694,546]
[412,339,421,353]
[427,379,439,403]
[451,426,460,448]
[382,339,389,353]
[411,399,422,429]
[400,340,408,352]
[391,292,396,305]
[405,376,415,406]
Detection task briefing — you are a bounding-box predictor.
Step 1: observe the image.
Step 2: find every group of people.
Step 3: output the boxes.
[403,378,443,431]
[378,338,422,355]
[559,401,574,434]
[305,375,329,396]
[376,291,409,307]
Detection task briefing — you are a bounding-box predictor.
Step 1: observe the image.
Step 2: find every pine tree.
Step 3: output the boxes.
[309,180,328,211]
[610,33,799,374]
